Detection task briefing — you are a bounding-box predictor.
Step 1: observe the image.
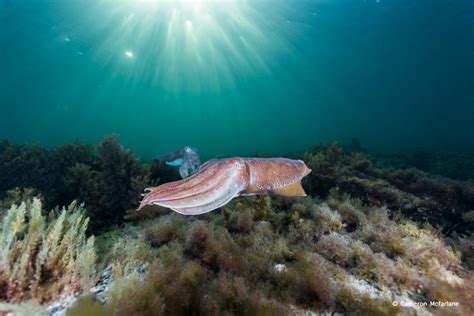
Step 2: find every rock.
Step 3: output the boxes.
[44,263,147,315]
[273,263,287,272]
[45,295,76,316]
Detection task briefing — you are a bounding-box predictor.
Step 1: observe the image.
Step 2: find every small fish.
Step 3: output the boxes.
[139,157,311,215]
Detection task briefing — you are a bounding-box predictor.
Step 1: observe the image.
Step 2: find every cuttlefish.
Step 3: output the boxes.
[154,146,201,178]
[139,157,311,215]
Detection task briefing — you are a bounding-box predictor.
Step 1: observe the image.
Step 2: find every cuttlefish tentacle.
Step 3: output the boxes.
[145,160,221,202]
[138,160,219,206]
[139,157,311,215]
[167,159,250,215]
[153,160,243,208]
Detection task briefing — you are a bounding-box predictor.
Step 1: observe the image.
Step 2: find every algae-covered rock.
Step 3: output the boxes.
[0,139,473,315]
[62,195,472,315]
[303,143,474,234]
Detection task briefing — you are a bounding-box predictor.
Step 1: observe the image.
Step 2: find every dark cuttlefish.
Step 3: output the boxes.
[154,146,201,178]
[139,157,312,215]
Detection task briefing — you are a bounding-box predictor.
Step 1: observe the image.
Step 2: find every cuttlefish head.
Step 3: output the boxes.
[242,158,311,196]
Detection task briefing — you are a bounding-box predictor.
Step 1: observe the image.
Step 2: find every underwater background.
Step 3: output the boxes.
[1,1,474,315]
[1,0,473,160]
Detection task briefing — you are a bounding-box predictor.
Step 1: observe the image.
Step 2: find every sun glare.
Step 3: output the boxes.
[85,0,297,91]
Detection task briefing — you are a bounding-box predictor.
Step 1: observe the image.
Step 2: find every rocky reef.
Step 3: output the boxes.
[303,144,474,235]
[0,138,473,315]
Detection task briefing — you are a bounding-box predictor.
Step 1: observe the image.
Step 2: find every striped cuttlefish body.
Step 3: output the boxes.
[139,157,312,215]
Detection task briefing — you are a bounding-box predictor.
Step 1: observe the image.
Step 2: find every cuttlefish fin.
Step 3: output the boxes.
[272,181,307,197]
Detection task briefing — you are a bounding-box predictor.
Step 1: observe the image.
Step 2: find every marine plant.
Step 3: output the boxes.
[75,194,473,315]
[303,143,474,235]
[0,187,42,210]
[1,138,473,314]
[0,198,96,303]
[90,134,148,230]
[49,142,94,206]
[0,135,151,232]
[2,137,472,234]
[375,150,474,181]
[0,140,54,197]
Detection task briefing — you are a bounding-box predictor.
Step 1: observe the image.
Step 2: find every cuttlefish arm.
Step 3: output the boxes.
[139,157,311,215]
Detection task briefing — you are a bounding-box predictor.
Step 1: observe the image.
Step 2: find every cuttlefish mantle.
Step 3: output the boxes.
[139,157,311,215]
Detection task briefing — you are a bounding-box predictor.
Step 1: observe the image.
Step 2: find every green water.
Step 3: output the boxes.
[1,0,473,161]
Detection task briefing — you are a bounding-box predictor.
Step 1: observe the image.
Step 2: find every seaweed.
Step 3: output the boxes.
[1,138,473,315]
[0,136,151,232]
[375,150,474,181]
[2,138,471,234]
[90,135,147,230]
[0,198,96,303]
[302,143,474,235]
[0,141,54,199]
[78,193,472,315]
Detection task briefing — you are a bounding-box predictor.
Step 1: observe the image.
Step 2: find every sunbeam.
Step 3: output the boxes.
[66,0,302,92]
